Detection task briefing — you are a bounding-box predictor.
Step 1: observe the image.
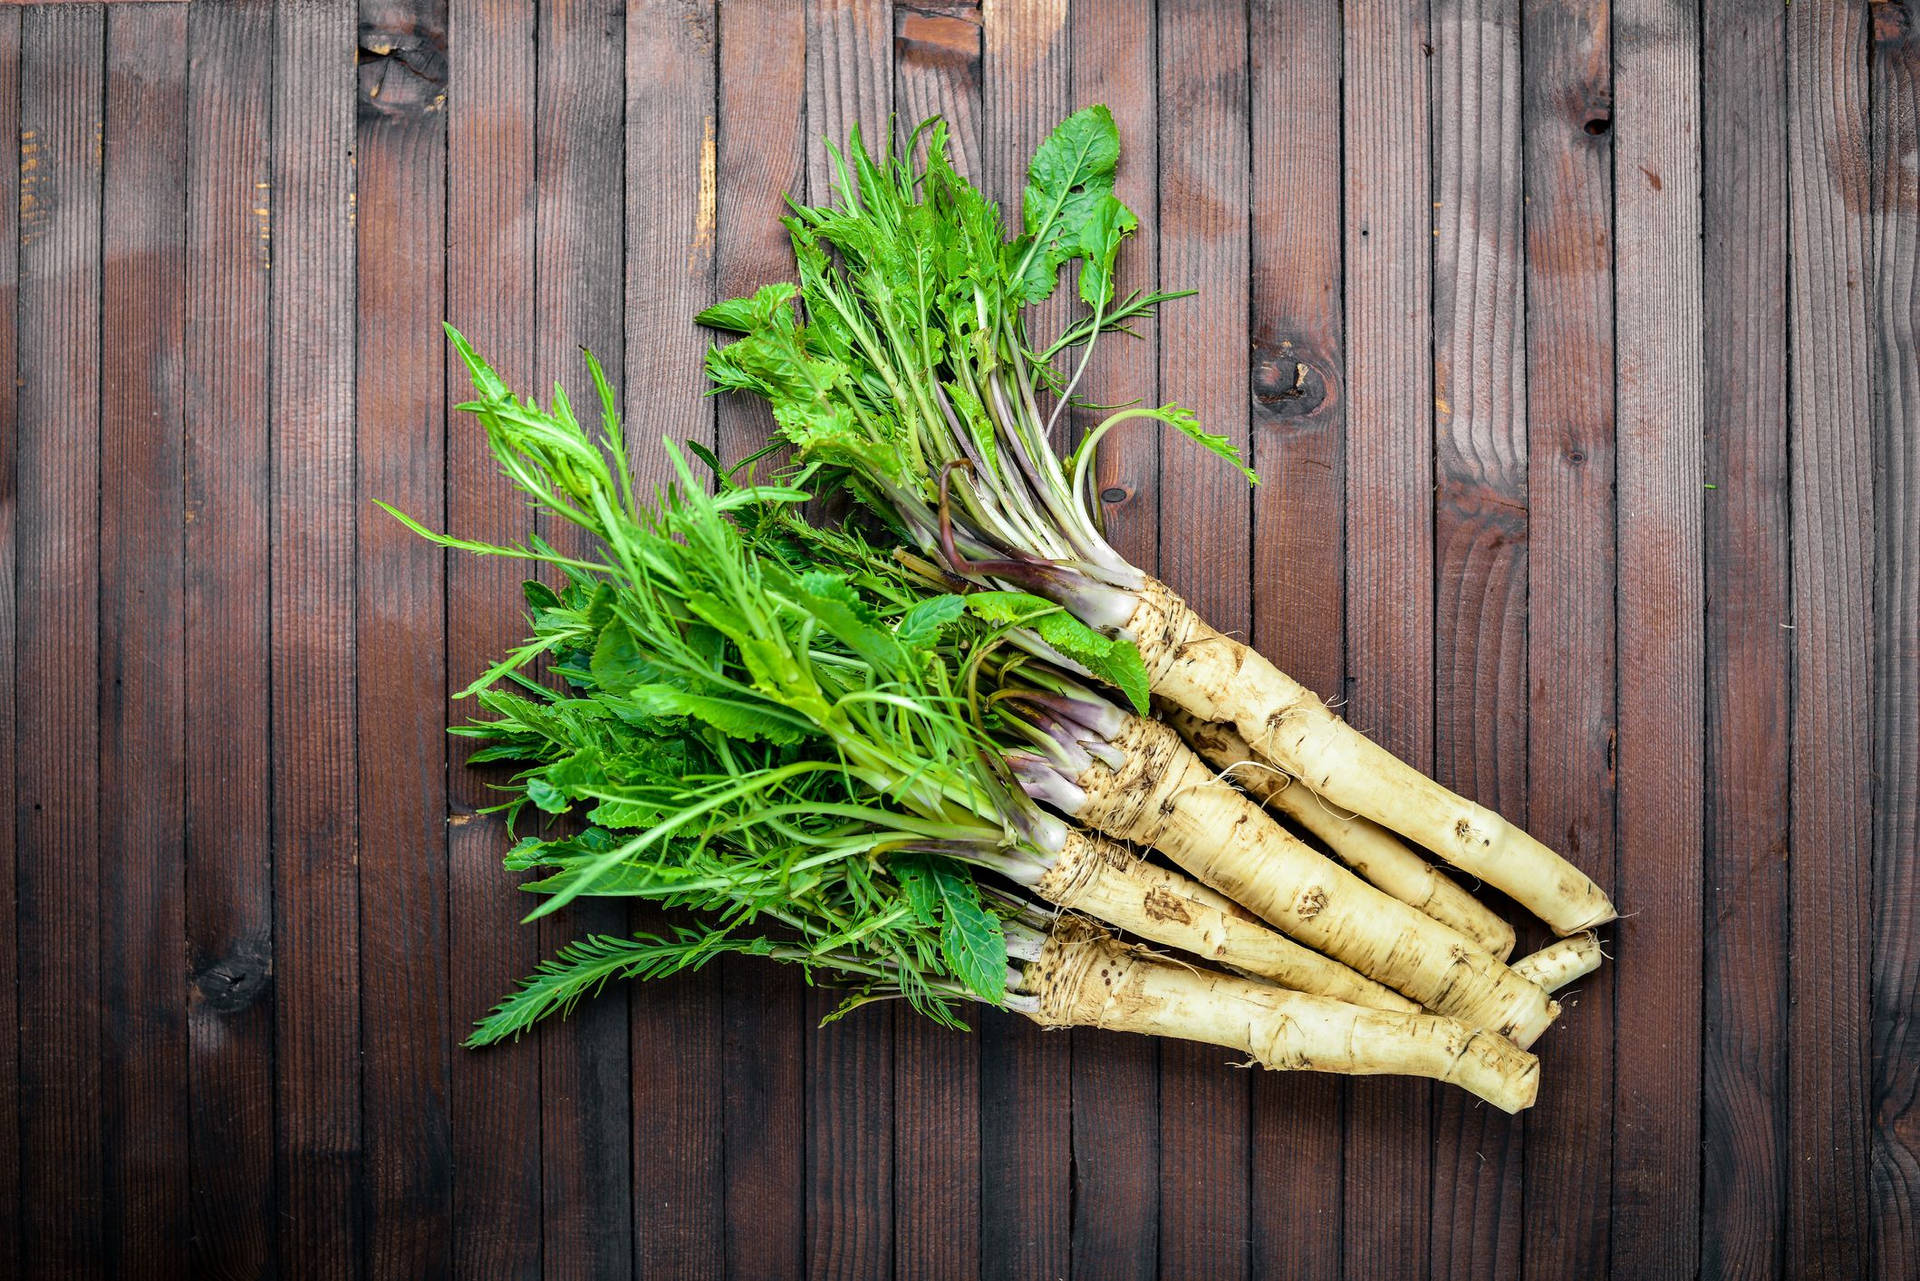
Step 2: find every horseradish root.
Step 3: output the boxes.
[1020,919,1540,1113]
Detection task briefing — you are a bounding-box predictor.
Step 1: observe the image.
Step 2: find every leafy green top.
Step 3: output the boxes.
[698,107,1256,635]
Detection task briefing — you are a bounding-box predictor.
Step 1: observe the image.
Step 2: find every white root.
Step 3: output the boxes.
[1035,832,1418,1013]
[1507,934,1604,993]
[1125,578,1617,936]
[1021,918,1540,1113]
[1166,708,1519,960]
[1065,713,1559,1047]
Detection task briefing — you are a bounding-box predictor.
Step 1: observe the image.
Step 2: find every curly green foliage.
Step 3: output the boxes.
[695,108,1251,619]
[391,333,1096,1038]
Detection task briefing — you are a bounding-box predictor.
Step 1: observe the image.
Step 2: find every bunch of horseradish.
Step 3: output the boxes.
[394,109,1611,1114]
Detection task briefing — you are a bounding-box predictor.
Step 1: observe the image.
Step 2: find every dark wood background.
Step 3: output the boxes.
[2,0,1915,1276]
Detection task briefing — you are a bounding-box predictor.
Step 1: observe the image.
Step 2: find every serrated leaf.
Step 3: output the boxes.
[891,854,942,926]
[965,591,1151,714]
[1084,639,1151,716]
[1016,105,1123,303]
[544,746,603,796]
[694,282,799,335]
[961,589,1057,626]
[769,565,906,674]
[523,579,563,614]
[929,863,1007,1003]
[590,619,645,695]
[586,797,666,829]
[895,595,967,649]
[1030,610,1151,715]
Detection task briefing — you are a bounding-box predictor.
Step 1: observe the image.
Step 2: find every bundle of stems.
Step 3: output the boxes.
[698,107,1617,938]
[388,336,1546,1109]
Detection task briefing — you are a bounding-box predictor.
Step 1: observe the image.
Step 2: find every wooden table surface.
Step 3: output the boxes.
[4,0,1916,1277]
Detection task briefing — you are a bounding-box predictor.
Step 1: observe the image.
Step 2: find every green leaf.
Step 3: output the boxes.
[891,854,942,926]
[694,282,800,335]
[588,797,665,829]
[1016,105,1123,303]
[614,684,809,745]
[961,589,1057,627]
[895,595,967,649]
[964,591,1150,714]
[590,619,646,695]
[1154,402,1259,486]
[1030,610,1150,716]
[523,579,563,614]
[1076,194,1135,308]
[770,565,907,674]
[929,863,1007,1003]
[544,746,604,797]
[525,776,568,814]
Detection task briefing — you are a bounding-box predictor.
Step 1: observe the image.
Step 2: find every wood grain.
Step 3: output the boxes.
[1700,0,1791,1275]
[532,2,636,1274]
[0,5,1905,1275]
[1342,0,1436,1274]
[1611,0,1707,1274]
[99,8,190,1276]
[797,8,900,1275]
[0,6,20,1271]
[1518,1,1618,1275]
[1428,1,1529,1274]
[182,2,279,1275]
[1870,6,1920,1276]
[15,7,106,1276]
[1784,2,1876,1275]
[444,0,544,1274]
[1247,1,1346,1274]
[268,1,363,1274]
[356,0,454,1275]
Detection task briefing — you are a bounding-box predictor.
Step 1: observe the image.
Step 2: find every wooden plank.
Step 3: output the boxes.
[1870,5,1920,1273]
[797,8,898,1276]
[1341,0,1435,1273]
[355,1,453,1276]
[713,2,810,1275]
[1610,0,1706,1273]
[1155,3,1253,1277]
[1427,0,1527,1273]
[0,7,21,1271]
[808,0,892,182]
[977,3,1072,1274]
[98,6,190,1274]
[1248,1,1344,1275]
[1517,0,1617,1273]
[269,0,363,1274]
[624,2,724,1277]
[15,8,106,1274]
[532,2,635,1274]
[1784,2,1875,1275]
[1699,0,1791,1275]
[1067,1,1161,1276]
[182,1,278,1275]
[896,0,983,176]
[892,8,986,1278]
[443,0,544,1274]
